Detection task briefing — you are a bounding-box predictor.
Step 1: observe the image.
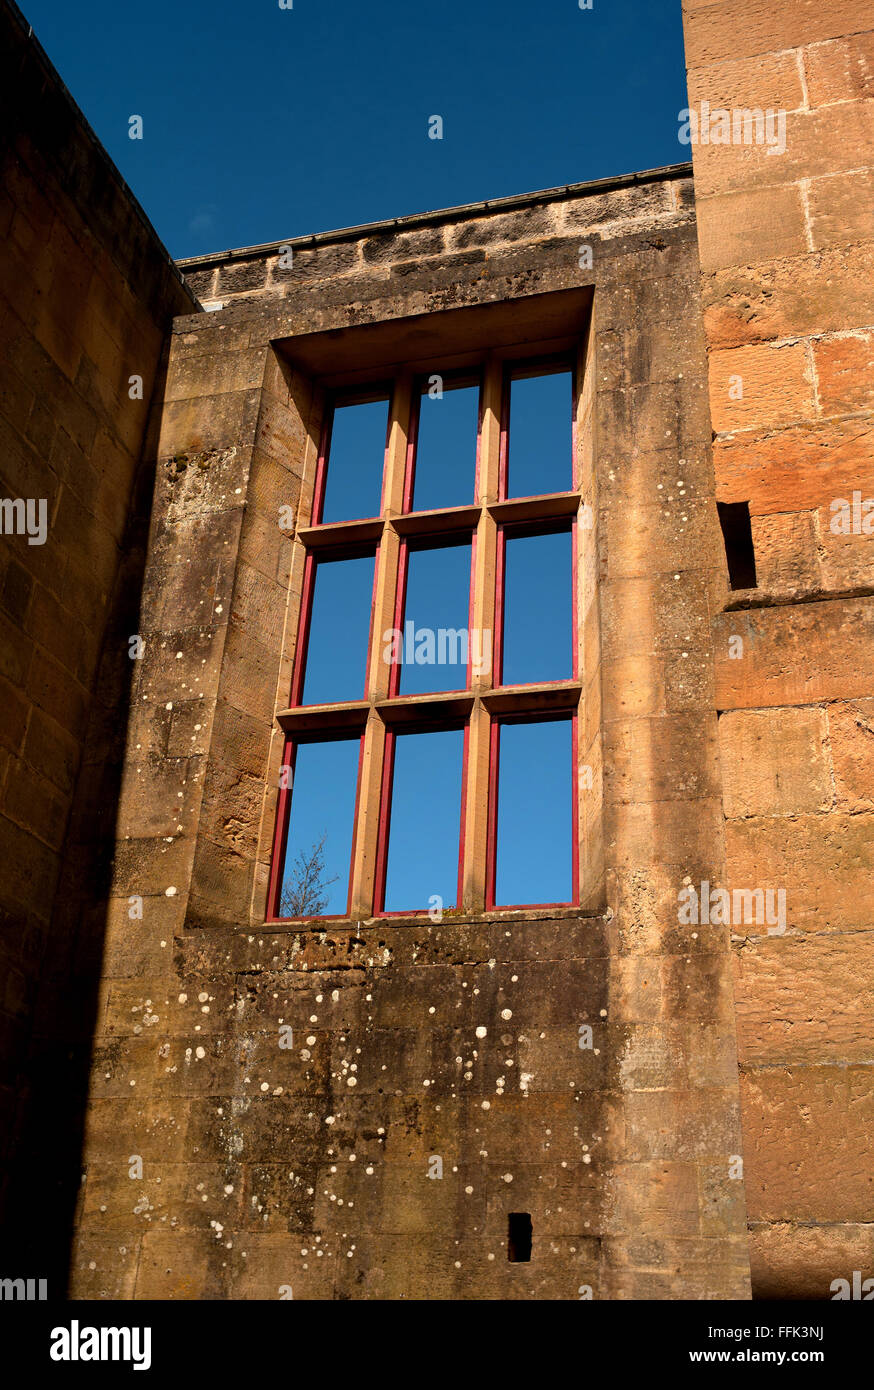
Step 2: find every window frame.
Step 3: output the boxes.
[373,717,470,917]
[403,368,484,515]
[311,384,394,527]
[267,725,367,923]
[485,711,579,912]
[493,515,578,691]
[390,528,478,700]
[499,354,577,502]
[289,541,381,709]
[270,346,587,923]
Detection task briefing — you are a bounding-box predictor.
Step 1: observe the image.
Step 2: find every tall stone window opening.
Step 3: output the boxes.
[267,354,586,921]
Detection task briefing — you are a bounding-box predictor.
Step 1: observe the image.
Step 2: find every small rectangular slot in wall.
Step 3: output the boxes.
[508,1212,532,1262]
[717,500,757,590]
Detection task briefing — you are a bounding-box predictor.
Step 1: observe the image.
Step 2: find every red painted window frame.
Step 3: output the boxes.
[485,711,579,912]
[402,369,484,515]
[388,528,478,700]
[312,384,395,527]
[289,541,381,709]
[373,718,470,918]
[493,516,579,691]
[498,354,577,502]
[270,351,583,922]
[266,726,367,922]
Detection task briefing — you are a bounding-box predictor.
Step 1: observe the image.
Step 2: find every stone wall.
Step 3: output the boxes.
[0,0,197,1266]
[682,0,874,1297]
[66,166,751,1299]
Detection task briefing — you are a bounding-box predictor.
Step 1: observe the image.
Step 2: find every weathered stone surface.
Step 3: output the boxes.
[0,0,197,1272]
[734,932,874,1064]
[718,707,831,817]
[6,0,873,1306]
[54,157,747,1302]
[684,0,874,1293]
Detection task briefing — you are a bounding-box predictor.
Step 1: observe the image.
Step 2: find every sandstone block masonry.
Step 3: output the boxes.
[682,0,874,1297]
[3,0,870,1303]
[58,165,751,1299]
[0,0,196,1276]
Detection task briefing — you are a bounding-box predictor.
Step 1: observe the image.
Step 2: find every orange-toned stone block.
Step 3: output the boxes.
[750,509,820,595]
[814,331,874,414]
[702,243,874,349]
[713,419,874,513]
[828,698,874,811]
[816,510,874,592]
[695,185,808,272]
[691,102,874,199]
[713,598,874,708]
[726,811,874,933]
[734,931,874,1065]
[804,31,874,105]
[808,168,874,249]
[749,1222,874,1299]
[740,1065,874,1221]
[709,341,815,432]
[685,48,805,114]
[718,706,830,818]
[683,0,874,68]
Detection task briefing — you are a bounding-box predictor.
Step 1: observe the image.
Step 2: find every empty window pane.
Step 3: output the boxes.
[495,720,572,906]
[302,553,374,704]
[279,737,360,917]
[501,529,572,685]
[383,728,464,912]
[397,541,473,695]
[506,371,573,497]
[412,382,479,512]
[321,398,389,523]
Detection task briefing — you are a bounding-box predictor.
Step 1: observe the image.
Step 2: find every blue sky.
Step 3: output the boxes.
[25,0,689,259]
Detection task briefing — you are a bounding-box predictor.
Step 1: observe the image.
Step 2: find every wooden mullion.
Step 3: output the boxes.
[461,355,502,912]
[350,374,412,917]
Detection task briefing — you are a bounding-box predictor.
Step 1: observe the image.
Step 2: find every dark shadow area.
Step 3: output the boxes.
[717,500,758,591]
[508,1212,532,1263]
[1,357,170,1295]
